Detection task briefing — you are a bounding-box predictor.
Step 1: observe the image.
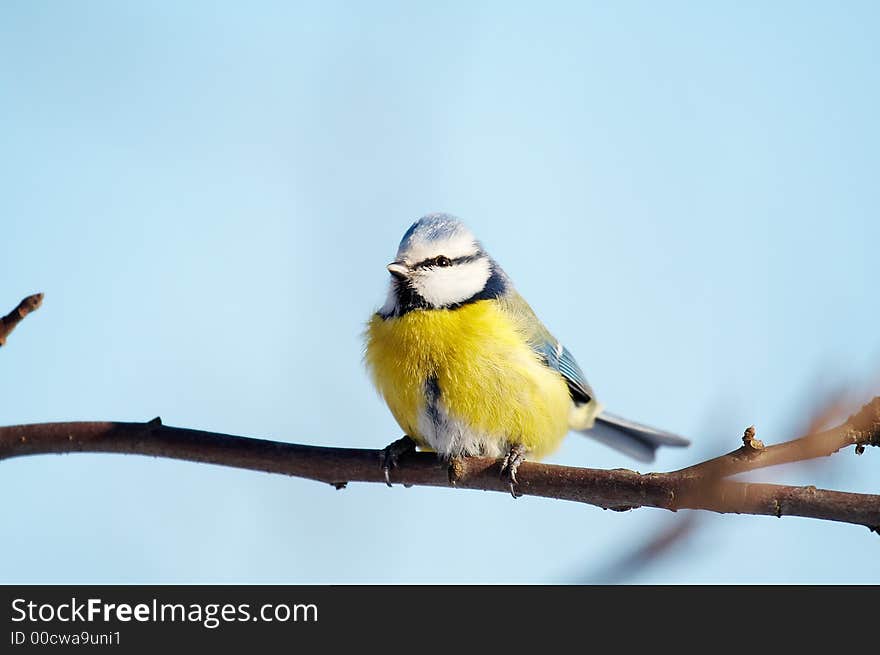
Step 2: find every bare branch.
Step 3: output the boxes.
[581,514,702,583]
[0,293,43,347]
[0,411,878,532]
[672,398,880,480]
[3,291,876,538]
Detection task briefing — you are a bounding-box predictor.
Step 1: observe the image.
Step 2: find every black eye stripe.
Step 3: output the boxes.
[413,252,484,269]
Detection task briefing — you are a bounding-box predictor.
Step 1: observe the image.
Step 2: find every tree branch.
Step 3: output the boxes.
[672,399,880,480]
[1,402,878,533]
[0,293,43,347]
[4,292,876,536]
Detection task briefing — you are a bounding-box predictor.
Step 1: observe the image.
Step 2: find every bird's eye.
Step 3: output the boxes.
[435,256,451,267]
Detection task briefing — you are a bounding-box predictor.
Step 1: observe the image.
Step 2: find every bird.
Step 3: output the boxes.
[364,213,689,496]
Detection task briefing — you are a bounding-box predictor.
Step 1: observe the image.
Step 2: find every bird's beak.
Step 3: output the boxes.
[386,261,410,280]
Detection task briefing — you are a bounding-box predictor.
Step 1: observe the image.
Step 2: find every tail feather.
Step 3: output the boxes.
[578,411,690,463]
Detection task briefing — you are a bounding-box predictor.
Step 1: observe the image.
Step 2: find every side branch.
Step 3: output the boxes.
[673,398,880,480]
[0,293,43,347]
[0,418,878,532]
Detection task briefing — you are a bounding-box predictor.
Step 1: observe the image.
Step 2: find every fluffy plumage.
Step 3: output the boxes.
[366,300,572,458]
[365,213,689,463]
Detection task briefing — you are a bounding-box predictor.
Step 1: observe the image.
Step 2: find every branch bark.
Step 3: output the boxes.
[0,293,43,347]
[1,401,878,533]
[673,400,880,480]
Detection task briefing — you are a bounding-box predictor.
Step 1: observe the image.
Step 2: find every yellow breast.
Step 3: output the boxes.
[364,301,571,459]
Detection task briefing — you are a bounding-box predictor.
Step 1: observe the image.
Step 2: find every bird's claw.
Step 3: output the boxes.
[380,435,417,487]
[499,444,528,499]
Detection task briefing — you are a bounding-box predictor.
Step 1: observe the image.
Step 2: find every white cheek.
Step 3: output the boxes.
[415,258,492,307]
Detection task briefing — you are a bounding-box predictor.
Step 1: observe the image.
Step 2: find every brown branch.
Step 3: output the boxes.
[673,398,880,480]
[0,293,43,347]
[582,514,702,583]
[1,410,878,532]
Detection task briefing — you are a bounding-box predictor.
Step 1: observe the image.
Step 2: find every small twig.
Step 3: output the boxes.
[672,398,880,480]
[0,293,43,347]
[581,514,702,583]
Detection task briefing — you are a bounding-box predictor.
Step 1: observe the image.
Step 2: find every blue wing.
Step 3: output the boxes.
[539,340,594,405]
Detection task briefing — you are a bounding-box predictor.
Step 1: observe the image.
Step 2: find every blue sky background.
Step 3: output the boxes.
[2,1,878,583]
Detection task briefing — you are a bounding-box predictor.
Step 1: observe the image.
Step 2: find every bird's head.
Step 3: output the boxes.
[379,213,506,316]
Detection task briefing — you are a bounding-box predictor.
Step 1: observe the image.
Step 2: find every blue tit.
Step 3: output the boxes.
[365,213,689,494]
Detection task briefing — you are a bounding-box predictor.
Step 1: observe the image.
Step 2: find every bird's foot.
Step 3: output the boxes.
[380,435,417,487]
[499,444,528,499]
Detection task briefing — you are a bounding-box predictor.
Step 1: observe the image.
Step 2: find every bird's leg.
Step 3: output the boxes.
[499,443,529,499]
[380,435,417,487]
